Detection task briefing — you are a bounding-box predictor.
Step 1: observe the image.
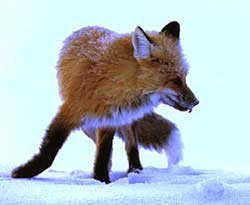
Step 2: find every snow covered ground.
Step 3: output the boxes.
[1,166,250,205]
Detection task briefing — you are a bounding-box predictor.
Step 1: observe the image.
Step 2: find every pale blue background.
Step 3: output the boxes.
[0,0,249,172]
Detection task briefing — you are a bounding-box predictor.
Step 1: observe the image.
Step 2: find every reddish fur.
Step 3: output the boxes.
[57,29,185,119]
[12,23,198,183]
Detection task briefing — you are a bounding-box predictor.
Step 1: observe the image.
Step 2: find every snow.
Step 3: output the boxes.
[1,165,250,205]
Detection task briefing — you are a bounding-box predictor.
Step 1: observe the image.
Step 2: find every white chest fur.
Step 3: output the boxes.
[82,93,161,128]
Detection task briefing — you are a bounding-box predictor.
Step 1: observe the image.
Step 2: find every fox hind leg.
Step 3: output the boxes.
[121,125,143,173]
[11,103,78,178]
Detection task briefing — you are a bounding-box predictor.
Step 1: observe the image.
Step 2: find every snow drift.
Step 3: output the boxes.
[1,166,250,205]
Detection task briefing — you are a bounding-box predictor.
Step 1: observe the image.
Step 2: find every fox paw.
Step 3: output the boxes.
[127,166,143,174]
[93,172,111,184]
[11,166,29,178]
[11,165,37,178]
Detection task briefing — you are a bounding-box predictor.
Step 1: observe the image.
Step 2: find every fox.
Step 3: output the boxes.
[82,112,183,173]
[11,21,199,183]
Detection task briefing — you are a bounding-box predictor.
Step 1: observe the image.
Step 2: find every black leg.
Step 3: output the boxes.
[123,125,143,173]
[12,105,75,178]
[126,146,143,173]
[93,128,115,183]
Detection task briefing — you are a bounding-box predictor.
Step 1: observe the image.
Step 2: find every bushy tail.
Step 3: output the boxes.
[117,113,183,166]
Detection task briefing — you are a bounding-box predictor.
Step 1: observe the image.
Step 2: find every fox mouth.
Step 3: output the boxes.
[174,103,193,113]
[162,96,193,113]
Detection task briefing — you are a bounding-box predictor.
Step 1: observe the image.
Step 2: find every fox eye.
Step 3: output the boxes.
[151,58,169,66]
[163,61,169,66]
[151,57,172,66]
[172,78,183,86]
[151,57,160,63]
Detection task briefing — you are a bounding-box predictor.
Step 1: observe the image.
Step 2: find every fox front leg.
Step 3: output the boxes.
[93,127,115,183]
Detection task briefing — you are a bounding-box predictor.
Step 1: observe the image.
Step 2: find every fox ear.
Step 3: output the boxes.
[160,21,180,39]
[132,26,153,59]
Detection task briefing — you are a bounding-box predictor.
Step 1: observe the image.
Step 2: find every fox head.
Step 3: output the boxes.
[132,21,199,112]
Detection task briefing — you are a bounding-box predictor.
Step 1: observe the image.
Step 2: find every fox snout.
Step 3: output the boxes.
[189,98,199,112]
[160,86,199,113]
[179,86,199,112]
[180,88,199,112]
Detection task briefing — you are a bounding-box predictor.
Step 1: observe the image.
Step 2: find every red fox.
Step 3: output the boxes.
[82,112,183,173]
[12,21,199,183]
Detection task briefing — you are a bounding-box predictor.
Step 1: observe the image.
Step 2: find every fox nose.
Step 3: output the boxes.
[193,98,199,106]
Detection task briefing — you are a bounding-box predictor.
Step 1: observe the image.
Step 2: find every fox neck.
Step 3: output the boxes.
[82,92,161,129]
